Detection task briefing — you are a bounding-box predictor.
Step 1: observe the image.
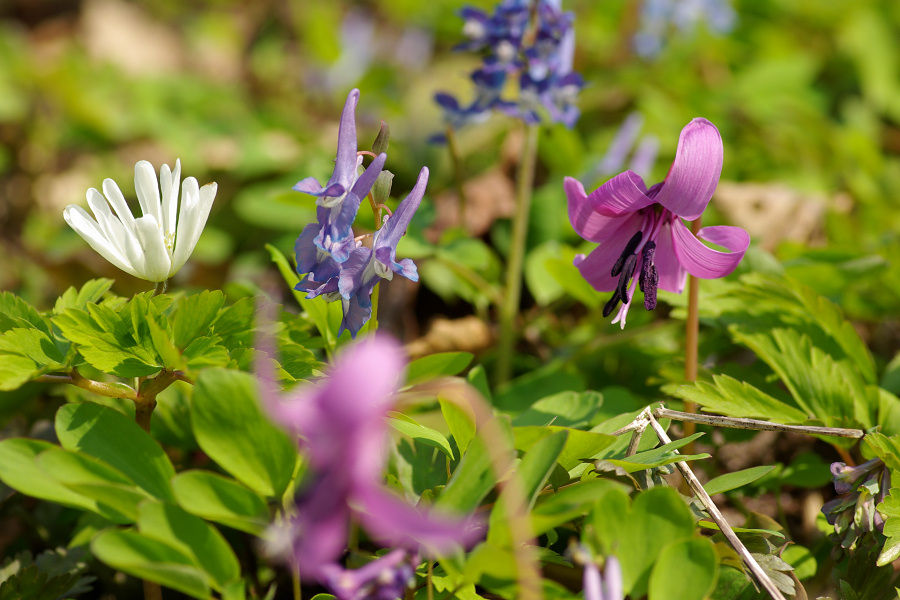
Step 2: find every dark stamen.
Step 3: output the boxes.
[639,241,656,293]
[617,254,637,303]
[611,231,643,277]
[644,264,658,310]
[603,288,621,317]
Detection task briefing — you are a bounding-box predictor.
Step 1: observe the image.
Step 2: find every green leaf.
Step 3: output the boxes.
[192,369,298,498]
[877,488,900,566]
[514,426,616,471]
[781,545,817,581]
[0,439,99,514]
[266,243,338,356]
[669,375,809,424]
[512,391,602,429]
[406,352,473,385]
[604,433,710,473]
[53,278,115,314]
[91,529,210,599]
[0,292,49,335]
[489,431,567,547]
[648,538,718,600]
[183,337,231,370]
[172,291,225,349]
[531,479,623,536]
[438,418,513,513]
[171,471,269,535]
[0,328,66,366]
[589,487,696,598]
[863,433,900,473]
[36,447,149,522]
[53,303,162,377]
[704,465,777,496]
[137,501,241,588]
[0,355,40,391]
[371,120,390,155]
[439,397,476,455]
[55,402,176,502]
[389,413,454,459]
[524,242,566,306]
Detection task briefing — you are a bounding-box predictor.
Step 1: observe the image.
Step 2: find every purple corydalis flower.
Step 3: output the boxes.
[567,118,750,328]
[261,338,480,579]
[293,89,386,261]
[336,167,429,338]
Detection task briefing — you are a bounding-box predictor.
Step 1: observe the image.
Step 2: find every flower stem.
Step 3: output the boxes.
[496,124,540,385]
[143,580,162,600]
[367,283,380,336]
[682,216,702,457]
[292,568,302,600]
[445,126,469,228]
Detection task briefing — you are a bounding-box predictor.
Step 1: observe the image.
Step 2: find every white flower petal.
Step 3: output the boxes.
[134,160,161,222]
[159,159,181,240]
[132,215,172,282]
[101,178,137,236]
[170,178,217,275]
[63,205,139,276]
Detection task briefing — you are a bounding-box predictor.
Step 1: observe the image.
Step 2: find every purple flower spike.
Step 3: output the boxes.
[293,89,363,199]
[567,118,749,328]
[260,338,481,579]
[336,168,429,338]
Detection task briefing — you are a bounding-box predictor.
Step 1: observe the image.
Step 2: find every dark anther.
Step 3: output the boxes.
[611,231,643,277]
[639,241,658,310]
[617,254,637,303]
[603,288,621,317]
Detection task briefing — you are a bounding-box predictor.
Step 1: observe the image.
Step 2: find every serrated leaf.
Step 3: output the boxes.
[0,292,49,335]
[670,375,809,424]
[172,291,225,349]
[0,328,66,366]
[53,278,115,315]
[0,355,40,391]
[183,336,231,370]
[877,488,900,566]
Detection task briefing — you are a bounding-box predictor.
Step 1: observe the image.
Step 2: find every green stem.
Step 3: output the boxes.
[445,126,469,228]
[496,124,540,385]
[367,283,380,336]
[292,567,302,600]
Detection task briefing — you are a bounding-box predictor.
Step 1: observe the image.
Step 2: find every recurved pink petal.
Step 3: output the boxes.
[566,177,634,242]
[672,220,750,279]
[582,171,655,218]
[573,212,644,292]
[652,118,723,221]
[653,220,687,294]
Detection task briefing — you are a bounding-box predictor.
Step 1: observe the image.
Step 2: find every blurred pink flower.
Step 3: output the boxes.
[260,337,481,579]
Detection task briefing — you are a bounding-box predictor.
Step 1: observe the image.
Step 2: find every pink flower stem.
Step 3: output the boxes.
[682,217,702,459]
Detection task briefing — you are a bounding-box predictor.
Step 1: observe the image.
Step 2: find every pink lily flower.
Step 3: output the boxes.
[566,117,750,328]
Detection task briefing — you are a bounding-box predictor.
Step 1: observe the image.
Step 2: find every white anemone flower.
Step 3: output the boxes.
[63,159,217,283]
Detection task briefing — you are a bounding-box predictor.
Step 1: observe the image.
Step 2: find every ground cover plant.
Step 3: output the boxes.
[1,0,900,599]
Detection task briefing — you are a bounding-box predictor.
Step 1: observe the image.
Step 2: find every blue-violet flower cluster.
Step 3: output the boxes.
[434,0,583,137]
[293,89,427,337]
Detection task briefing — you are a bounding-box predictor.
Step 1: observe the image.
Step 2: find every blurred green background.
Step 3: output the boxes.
[1,0,899,359]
